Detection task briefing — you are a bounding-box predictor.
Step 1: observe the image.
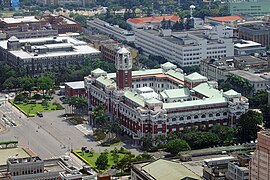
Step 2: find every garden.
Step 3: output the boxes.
[73,147,127,172]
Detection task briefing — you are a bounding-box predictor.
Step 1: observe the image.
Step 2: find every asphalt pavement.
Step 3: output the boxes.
[0,97,140,162]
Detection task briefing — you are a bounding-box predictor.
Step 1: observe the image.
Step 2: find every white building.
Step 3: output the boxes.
[134,27,234,67]
[227,162,249,180]
[87,18,135,42]
[0,35,100,74]
[234,40,266,56]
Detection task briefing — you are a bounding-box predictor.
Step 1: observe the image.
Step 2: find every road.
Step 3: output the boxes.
[0,98,140,161]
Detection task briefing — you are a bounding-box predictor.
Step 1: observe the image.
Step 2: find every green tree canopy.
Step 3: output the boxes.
[166,139,190,155]
[37,75,54,96]
[237,110,263,143]
[95,153,109,171]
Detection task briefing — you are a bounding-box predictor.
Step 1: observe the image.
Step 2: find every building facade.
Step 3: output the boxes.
[87,18,135,42]
[250,130,270,180]
[134,26,234,67]
[65,81,85,97]
[229,0,270,17]
[238,24,270,47]
[0,36,100,74]
[85,48,248,144]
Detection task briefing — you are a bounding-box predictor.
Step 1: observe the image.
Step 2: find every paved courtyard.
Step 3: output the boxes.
[0,148,30,165]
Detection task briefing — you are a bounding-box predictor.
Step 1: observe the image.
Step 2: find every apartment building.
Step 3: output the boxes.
[0,36,100,74]
[85,47,248,144]
[250,130,270,180]
[87,18,135,42]
[134,26,234,67]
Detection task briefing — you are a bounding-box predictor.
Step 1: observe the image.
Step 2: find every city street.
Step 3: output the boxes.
[0,98,140,161]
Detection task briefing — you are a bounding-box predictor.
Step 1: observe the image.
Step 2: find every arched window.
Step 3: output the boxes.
[194,115,198,119]
[187,116,191,120]
[172,118,177,122]
[209,114,213,117]
[201,114,206,118]
[180,117,184,121]
[223,112,228,116]
[216,113,220,117]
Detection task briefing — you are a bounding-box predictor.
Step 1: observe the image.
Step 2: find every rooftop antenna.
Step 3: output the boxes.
[190,5,195,18]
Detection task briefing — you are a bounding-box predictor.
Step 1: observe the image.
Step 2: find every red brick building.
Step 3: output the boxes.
[44,14,82,34]
[65,81,85,97]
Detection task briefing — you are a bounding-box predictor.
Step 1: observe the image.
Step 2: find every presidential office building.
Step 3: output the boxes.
[85,47,248,144]
[0,36,100,75]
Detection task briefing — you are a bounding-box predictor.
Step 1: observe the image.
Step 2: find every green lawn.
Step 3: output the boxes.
[15,103,57,115]
[73,150,126,171]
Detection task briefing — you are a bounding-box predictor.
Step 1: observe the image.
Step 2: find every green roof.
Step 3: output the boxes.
[224,89,240,96]
[92,68,106,74]
[163,97,227,109]
[185,72,207,82]
[161,62,177,68]
[96,76,116,88]
[107,68,164,79]
[167,69,184,81]
[145,98,161,104]
[124,90,145,106]
[193,83,223,98]
[141,159,200,180]
[161,88,190,99]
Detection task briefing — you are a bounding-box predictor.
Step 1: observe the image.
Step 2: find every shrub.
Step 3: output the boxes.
[32,94,42,100]
[56,103,64,110]
[42,100,48,106]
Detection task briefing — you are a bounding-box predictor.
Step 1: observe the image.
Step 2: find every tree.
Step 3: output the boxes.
[237,110,263,143]
[210,124,236,145]
[260,105,270,129]
[92,103,107,128]
[37,75,54,96]
[111,117,121,136]
[95,153,109,171]
[21,76,35,96]
[249,91,268,108]
[3,77,19,90]
[166,139,190,155]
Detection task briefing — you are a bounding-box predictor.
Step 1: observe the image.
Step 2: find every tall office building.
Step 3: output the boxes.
[229,0,270,17]
[250,130,270,180]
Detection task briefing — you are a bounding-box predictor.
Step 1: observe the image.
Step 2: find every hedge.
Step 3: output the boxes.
[9,100,35,117]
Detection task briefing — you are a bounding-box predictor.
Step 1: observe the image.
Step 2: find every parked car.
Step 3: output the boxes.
[36,112,43,117]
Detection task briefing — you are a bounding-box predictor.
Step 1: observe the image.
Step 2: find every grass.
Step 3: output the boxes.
[73,150,125,171]
[15,102,57,115]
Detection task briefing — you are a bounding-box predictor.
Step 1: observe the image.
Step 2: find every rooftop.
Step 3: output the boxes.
[185,72,208,82]
[234,40,262,48]
[193,82,223,98]
[135,159,200,180]
[127,15,180,25]
[207,15,244,23]
[0,16,41,24]
[230,70,268,82]
[161,88,190,99]
[65,81,84,89]
[0,36,100,59]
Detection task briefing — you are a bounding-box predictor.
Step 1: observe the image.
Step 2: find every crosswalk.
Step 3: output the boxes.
[75,124,93,136]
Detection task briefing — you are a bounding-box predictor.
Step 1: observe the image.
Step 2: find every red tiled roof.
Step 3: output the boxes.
[127,15,180,25]
[208,15,244,23]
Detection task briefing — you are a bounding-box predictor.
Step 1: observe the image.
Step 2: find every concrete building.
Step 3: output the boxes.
[205,15,245,27]
[229,0,270,17]
[134,26,234,67]
[100,43,138,64]
[131,159,200,180]
[0,16,58,39]
[87,18,135,42]
[0,36,100,75]
[85,48,248,143]
[6,156,82,180]
[238,24,270,47]
[226,153,251,180]
[250,130,270,180]
[229,70,270,93]
[65,81,85,97]
[234,39,266,56]
[203,156,238,180]
[200,55,270,81]
[127,15,180,29]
